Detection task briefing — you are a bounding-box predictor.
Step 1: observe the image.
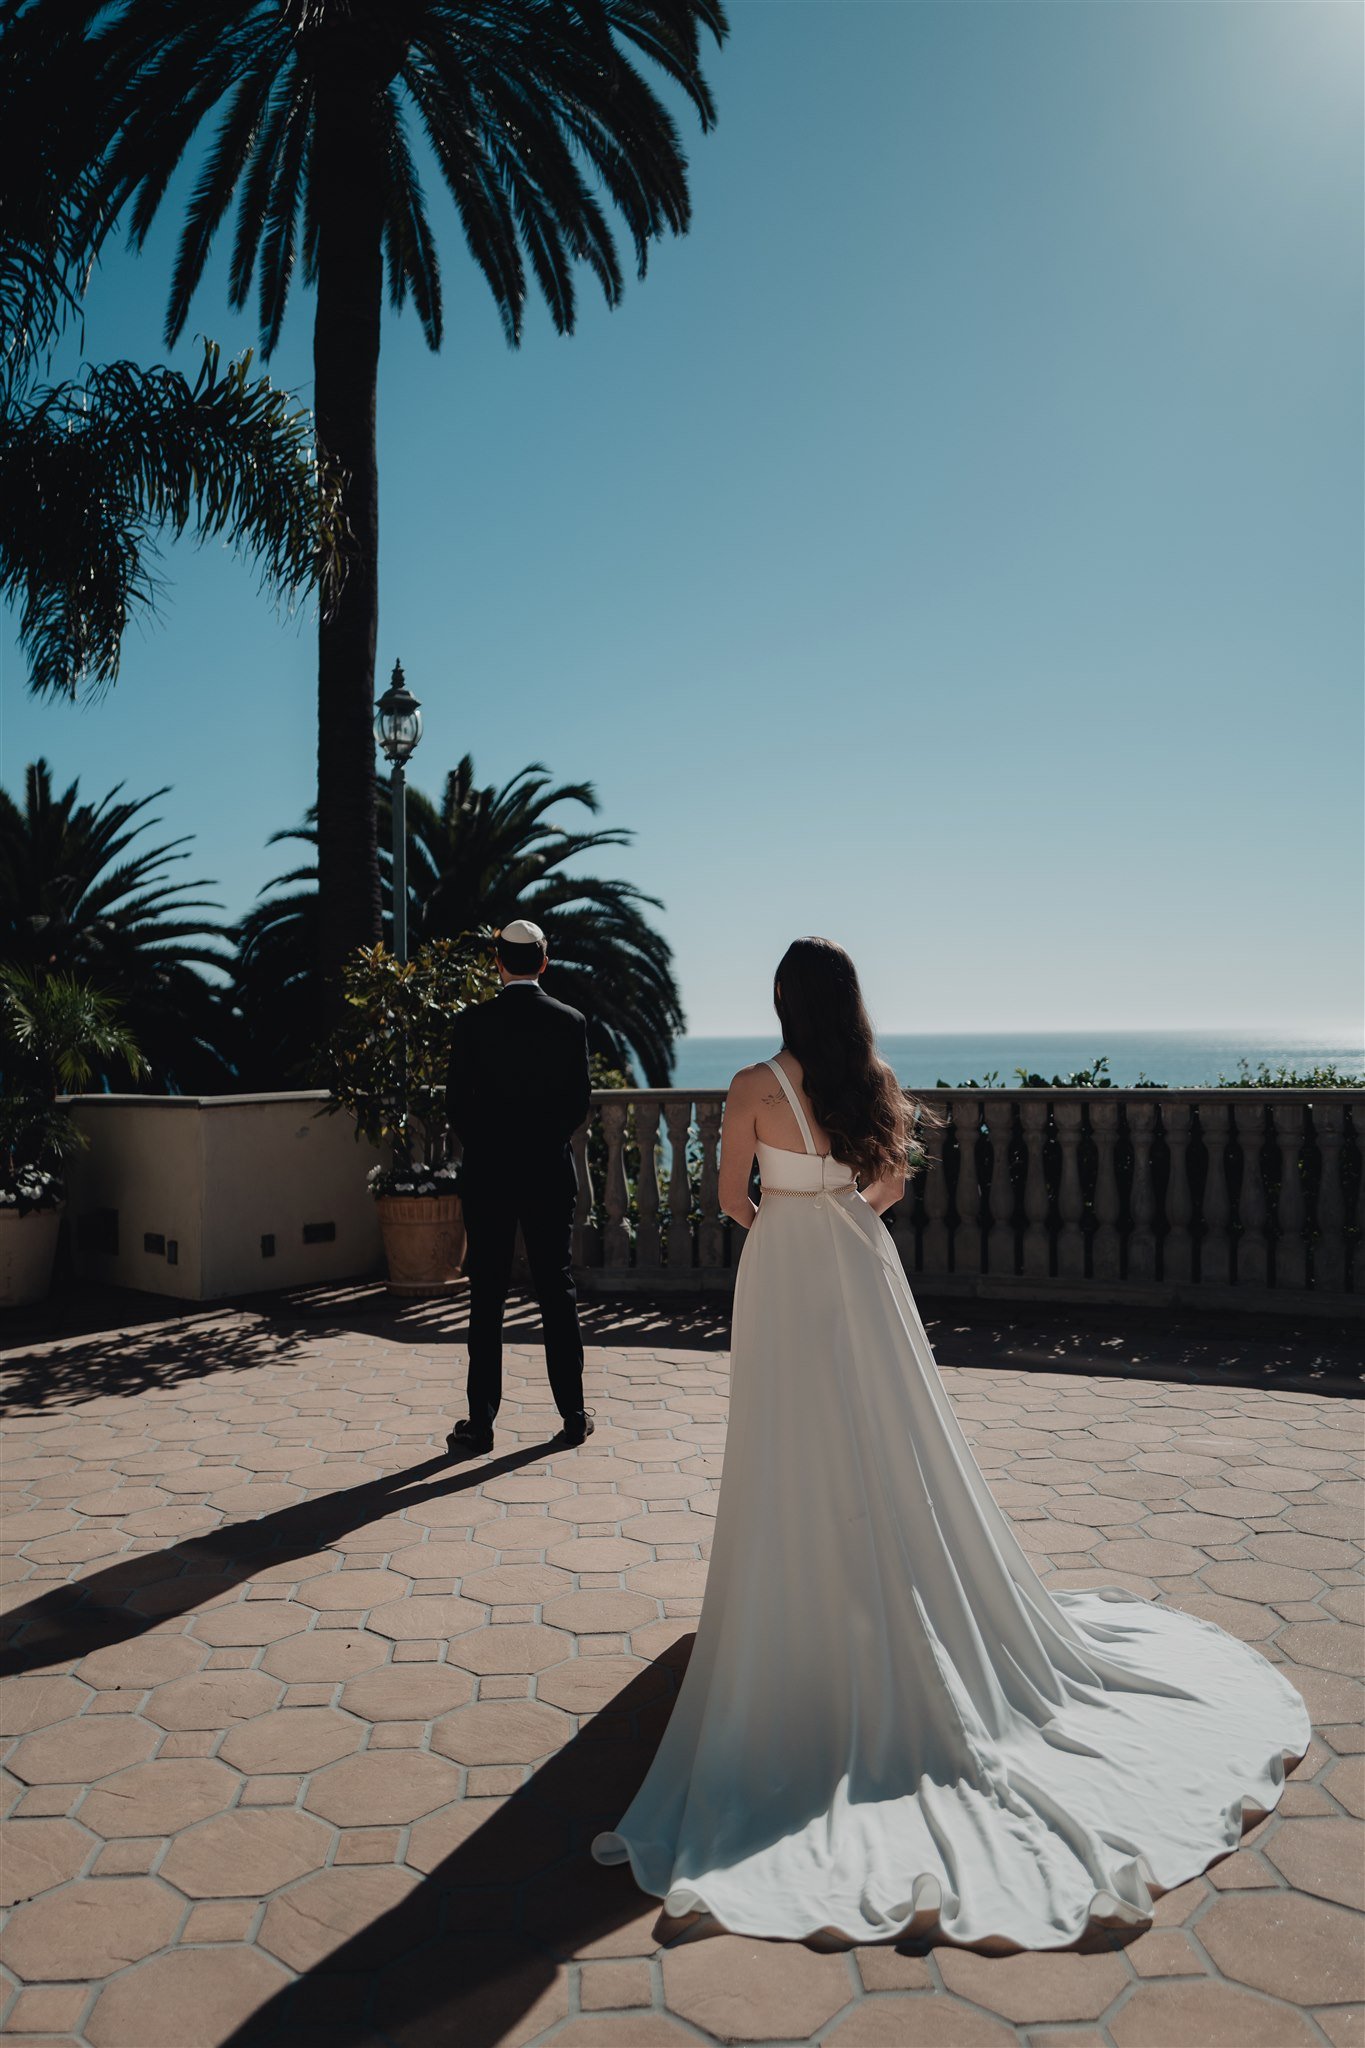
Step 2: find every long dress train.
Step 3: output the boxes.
[591,1060,1310,1949]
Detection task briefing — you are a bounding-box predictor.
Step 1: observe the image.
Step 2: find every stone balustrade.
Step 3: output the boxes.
[572,1088,1363,1315]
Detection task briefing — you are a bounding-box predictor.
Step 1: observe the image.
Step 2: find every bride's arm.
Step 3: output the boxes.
[861,1168,907,1215]
[717,1067,760,1230]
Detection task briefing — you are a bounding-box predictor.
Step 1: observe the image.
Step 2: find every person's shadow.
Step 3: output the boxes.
[2,1439,580,1679]
[220,1645,700,2048]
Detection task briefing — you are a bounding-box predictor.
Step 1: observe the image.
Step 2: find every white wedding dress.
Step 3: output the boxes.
[591,1059,1310,1950]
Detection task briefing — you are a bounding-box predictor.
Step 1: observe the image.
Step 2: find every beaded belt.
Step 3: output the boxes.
[760,1183,856,1198]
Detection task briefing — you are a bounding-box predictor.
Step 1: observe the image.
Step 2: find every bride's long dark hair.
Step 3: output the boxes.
[774,937,935,1185]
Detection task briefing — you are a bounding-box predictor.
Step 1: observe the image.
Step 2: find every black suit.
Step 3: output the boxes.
[447,980,591,1432]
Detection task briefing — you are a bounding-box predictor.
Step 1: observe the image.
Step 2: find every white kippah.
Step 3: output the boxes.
[500,918,546,947]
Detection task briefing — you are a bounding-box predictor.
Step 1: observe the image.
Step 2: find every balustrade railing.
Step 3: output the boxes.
[569,1088,1363,1315]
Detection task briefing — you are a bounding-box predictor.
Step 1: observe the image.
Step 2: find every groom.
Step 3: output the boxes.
[444,919,595,1456]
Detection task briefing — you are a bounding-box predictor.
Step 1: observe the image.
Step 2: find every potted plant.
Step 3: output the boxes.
[324,937,497,1295]
[0,969,144,1307]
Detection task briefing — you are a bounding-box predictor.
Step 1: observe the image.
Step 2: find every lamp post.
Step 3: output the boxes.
[374,660,423,962]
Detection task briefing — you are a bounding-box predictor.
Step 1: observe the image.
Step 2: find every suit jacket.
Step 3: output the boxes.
[447,982,591,1185]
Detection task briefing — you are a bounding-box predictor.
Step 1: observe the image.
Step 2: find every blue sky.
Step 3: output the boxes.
[2,0,1361,1039]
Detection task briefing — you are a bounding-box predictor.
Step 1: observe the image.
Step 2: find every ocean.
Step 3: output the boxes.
[669,1030,1363,1093]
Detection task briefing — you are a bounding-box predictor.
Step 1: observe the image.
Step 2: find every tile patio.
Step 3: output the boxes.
[0,1288,1361,2048]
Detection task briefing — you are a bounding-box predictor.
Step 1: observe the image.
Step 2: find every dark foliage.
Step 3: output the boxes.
[235,756,684,1088]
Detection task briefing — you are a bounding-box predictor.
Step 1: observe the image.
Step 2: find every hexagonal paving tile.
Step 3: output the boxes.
[536,1655,665,1714]
[79,1758,237,1838]
[0,1817,91,1907]
[339,1666,475,1721]
[430,1700,570,1765]
[480,1474,573,1503]
[141,1669,281,1730]
[367,1593,486,1641]
[0,1875,182,1981]
[189,1600,311,1647]
[296,1567,410,1611]
[260,1627,389,1682]
[75,1635,206,1692]
[219,1704,363,1773]
[542,1590,657,1634]
[936,1949,1129,2022]
[1278,1623,1365,1676]
[825,2003,1015,2046]
[385,1539,489,1580]
[545,1536,654,1572]
[446,1623,572,1675]
[661,1934,854,2041]
[9,1712,157,1784]
[471,1513,561,1553]
[85,1942,289,2048]
[304,1750,461,1827]
[405,1793,569,1883]
[459,1563,575,1604]
[159,1807,332,1898]
[0,1673,90,1735]
[1196,1889,1365,2004]
[1325,1756,1365,1817]
[1109,1979,1321,2047]
[259,1864,429,1970]
[1265,1819,1365,1909]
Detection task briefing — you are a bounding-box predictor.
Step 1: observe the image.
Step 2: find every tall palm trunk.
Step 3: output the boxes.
[312,79,385,1028]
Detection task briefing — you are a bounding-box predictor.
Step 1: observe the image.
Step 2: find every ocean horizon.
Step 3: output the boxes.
[668,1030,1363,1093]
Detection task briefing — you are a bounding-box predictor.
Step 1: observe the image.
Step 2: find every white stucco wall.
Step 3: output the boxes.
[64,1093,386,1300]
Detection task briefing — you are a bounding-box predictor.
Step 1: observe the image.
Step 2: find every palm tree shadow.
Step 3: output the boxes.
[224,1650,698,2048]
[0,1442,563,1680]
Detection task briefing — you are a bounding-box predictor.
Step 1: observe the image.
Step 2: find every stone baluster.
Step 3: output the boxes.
[1233,1099,1270,1286]
[599,1098,631,1267]
[1271,1099,1307,1291]
[1345,1104,1364,1285]
[1312,1100,1346,1293]
[1089,1097,1121,1284]
[1162,1099,1193,1287]
[634,1096,663,1273]
[984,1097,1017,1278]
[918,1106,951,1276]
[664,1100,695,1274]
[1019,1099,1050,1279]
[1126,1099,1157,1283]
[1055,1098,1086,1282]
[571,1121,596,1269]
[901,1105,931,1270]
[1199,1100,1233,1287]
[696,1098,725,1269]
[952,1096,982,1277]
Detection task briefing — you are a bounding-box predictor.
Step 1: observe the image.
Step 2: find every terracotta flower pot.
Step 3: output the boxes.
[0,1206,64,1308]
[375,1193,466,1297]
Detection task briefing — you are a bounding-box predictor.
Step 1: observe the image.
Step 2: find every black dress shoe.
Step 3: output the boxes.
[556,1409,595,1448]
[446,1420,494,1457]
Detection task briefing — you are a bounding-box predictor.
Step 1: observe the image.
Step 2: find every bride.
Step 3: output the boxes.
[591,936,1310,1950]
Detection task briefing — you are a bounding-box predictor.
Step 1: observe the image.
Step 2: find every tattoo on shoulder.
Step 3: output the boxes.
[760,1091,787,1110]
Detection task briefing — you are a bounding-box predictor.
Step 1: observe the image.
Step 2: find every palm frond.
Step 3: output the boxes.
[0,341,345,699]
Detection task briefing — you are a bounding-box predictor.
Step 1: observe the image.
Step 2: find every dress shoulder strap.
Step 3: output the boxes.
[765,1057,818,1155]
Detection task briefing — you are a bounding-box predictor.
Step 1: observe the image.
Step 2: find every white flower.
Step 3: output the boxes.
[394,1182,415,1194]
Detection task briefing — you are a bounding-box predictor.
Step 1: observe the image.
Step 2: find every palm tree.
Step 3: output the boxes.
[0,760,234,1091]
[1,341,344,700]
[236,755,684,1086]
[0,122,344,702]
[12,1,727,1015]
